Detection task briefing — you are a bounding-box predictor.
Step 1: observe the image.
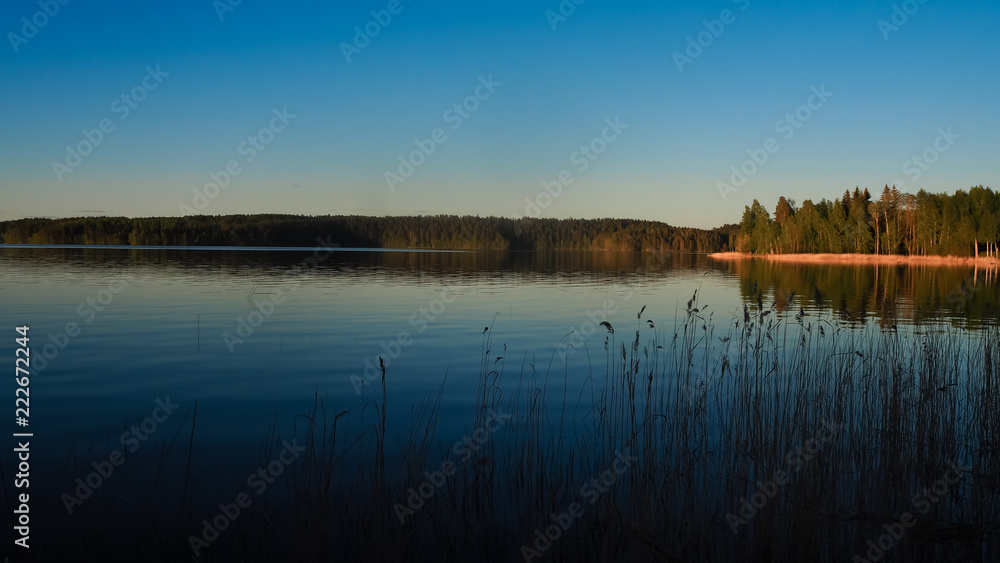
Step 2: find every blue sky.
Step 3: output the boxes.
[1,0,997,229]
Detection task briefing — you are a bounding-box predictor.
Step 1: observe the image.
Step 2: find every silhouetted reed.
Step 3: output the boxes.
[37,290,1000,562]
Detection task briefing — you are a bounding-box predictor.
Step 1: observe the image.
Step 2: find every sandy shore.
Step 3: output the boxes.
[709,252,1000,267]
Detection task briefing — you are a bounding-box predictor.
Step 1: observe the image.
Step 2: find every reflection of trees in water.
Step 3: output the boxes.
[6,248,997,326]
[726,259,1000,327]
[0,247,700,285]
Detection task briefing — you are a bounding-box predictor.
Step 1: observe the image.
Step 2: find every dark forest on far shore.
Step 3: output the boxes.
[0,215,737,252]
[3,185,997,255]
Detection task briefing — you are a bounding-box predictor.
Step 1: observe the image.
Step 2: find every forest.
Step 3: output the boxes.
[0,215,737,252]
[737,185,999,256]
[3,185,994,255]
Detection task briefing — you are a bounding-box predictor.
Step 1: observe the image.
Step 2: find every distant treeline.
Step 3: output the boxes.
[0,215,738,252]
[738,185,1000,256]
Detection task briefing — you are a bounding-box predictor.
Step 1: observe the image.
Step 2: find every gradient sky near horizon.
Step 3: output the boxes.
[1,0,997,230]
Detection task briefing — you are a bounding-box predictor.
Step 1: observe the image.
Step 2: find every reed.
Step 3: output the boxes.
[316,292,999,562]
[36,292,1000,561]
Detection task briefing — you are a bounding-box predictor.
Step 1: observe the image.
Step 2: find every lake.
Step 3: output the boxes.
[1,246,998,561]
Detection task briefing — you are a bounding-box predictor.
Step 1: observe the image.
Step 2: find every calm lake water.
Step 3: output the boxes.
[1,246,998,553]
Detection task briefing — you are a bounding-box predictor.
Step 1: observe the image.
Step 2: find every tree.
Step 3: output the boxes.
[796,200,822,253]
[848,193,874,254]
[775,196,795,227]
[751,200,777,253]
[737,205,755,252]
[971,185,999,257]
[880,185,903,254]
[869,198,883,255]
[915,190,942,255]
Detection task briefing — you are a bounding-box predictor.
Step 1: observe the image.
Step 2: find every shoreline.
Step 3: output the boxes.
[709,252,1000,267]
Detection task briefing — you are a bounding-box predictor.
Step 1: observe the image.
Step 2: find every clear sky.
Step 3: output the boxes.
[1,0,997,229]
